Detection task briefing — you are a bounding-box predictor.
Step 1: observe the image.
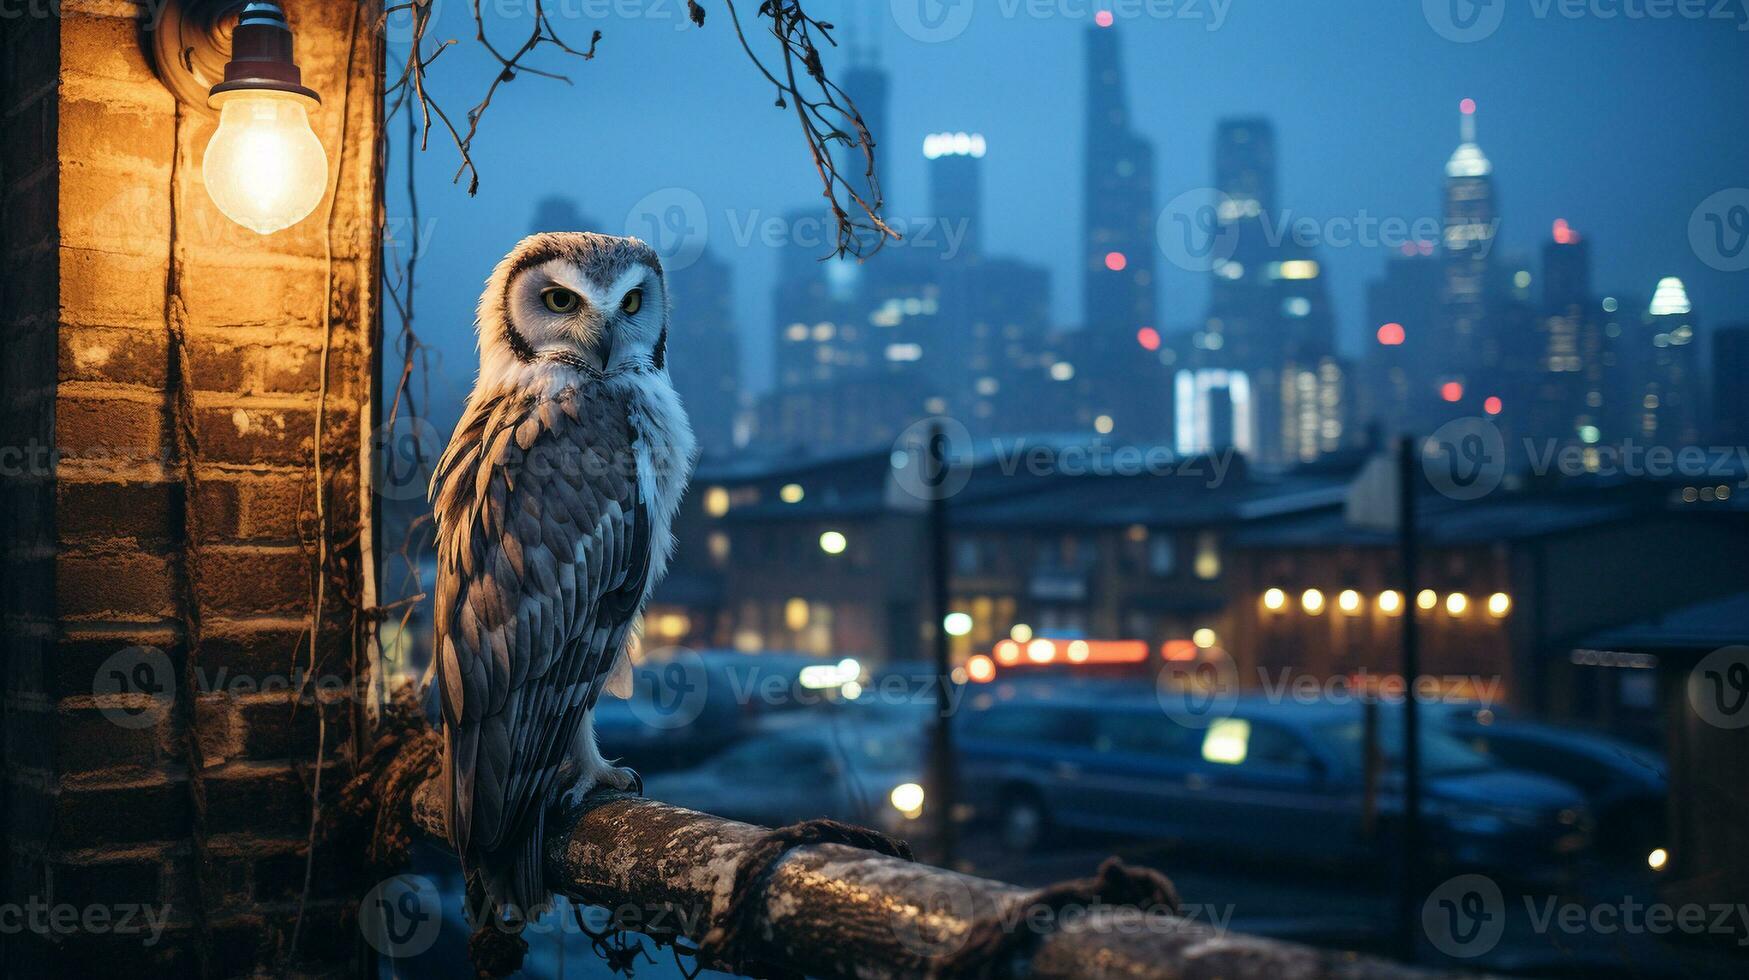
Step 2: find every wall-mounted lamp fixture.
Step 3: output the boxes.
[150,1,327,234]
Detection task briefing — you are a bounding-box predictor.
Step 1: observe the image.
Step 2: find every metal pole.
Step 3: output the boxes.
[1394,435,1422,963]
[926,419,959,868]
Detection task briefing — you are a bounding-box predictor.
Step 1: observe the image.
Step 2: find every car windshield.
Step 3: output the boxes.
[830,726,922,771]
[1314,717,1493,777]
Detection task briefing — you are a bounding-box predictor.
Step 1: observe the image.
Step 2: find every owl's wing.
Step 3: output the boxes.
[432,385,652,862]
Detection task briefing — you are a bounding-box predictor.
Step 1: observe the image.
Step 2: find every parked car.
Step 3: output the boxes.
[954,690,1591,877]
[1437,704,1668,866]
[595,650,874,774]
[643,723,927,836]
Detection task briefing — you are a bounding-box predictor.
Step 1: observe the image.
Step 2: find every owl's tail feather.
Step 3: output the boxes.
[480,811,549,924]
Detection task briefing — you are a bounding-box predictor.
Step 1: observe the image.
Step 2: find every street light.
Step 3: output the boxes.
[151,2,328,234]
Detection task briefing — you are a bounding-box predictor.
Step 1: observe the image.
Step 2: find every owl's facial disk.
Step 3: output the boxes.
[507,259,665,375]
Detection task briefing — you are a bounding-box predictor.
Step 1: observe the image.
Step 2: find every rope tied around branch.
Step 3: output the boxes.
[699,818,915,977]
[333,685,442,868]
[929,857,1182,979]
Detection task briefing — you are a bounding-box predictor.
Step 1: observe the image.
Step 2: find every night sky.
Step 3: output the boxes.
[388,0,1749,411]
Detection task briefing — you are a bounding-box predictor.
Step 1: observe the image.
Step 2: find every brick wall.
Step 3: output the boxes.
[2,2,381,975]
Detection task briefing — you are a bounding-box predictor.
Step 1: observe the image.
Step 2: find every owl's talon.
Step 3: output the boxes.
[603,764,642,796]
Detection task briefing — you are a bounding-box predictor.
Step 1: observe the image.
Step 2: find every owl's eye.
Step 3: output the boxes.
[620,288,643,316]
[540,287,581,315]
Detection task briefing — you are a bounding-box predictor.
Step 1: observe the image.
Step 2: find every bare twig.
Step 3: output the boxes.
[384,0,892,257]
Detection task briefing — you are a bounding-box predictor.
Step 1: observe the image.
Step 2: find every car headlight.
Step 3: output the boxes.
[890,782,925,818]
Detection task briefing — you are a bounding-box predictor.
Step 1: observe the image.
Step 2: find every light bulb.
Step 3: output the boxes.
[203,92,327,234]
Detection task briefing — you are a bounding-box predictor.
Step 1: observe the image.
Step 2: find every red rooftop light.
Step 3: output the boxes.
[1104,251,1127,272]
[1484,396,1503,415]
[1460,98,1476,115]
[1377,322,1405,346]
[1441,381,1464,403]
[1095,10,1114,27]
[1137,326,1161,351]
[1553,218,1578,245]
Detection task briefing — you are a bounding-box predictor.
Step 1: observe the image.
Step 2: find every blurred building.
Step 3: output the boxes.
[1569,592,1749,929]
[1198,118,1344,467]
[1624,277,1703,446]
[654,447,1749,724]
[1523,220,1612,451]
[1226,470,1749,718]
[666,248,744,456]
[1715,323,1749,445]
[1361,248,1441,432]
[760,117,1072,452]
[1079,21,1169,441]
[1438,99,1500,417]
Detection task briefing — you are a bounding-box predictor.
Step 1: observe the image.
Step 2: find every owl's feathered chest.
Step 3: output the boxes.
[430,373,694,607]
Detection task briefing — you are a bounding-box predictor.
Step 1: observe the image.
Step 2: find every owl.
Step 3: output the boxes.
[431,232,696,920]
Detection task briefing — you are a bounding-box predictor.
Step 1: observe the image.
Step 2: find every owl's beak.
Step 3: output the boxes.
[593,324,614,373]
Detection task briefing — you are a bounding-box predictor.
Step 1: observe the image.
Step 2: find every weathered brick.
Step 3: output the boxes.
[198,547,310,617]
[55,478,177,544]
[59,325,169,388]
[237,695,351,762]
[196,619,304,687]
[232,475,309,541]
[179,257,328,332]
[58,9,161,86]
[58,160,170,255]
[192,402,317,467]
[52,703,165,776]
[56,550,176,619]
[55,392,166,462]
[49,627,181,704]
[60,245,168,327]
[53,777,189,848]
[57,96,174,174]
[203,766,309,838]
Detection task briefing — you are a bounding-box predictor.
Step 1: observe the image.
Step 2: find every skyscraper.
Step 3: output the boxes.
[1202,118,1339,465]
[1080,21,1167,440]
[925,130,984,261]
[1715,325,1749,447]
[1361,246,1442,434]
[666,248,744,456]
[843,57,891,229]
[1630,277,1702,446]
[1526,220,1608,448]
[1440,99,1498,407]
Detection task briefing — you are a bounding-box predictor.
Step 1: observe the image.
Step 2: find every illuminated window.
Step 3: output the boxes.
[819,530,847,555]
[779,483,804,504]
[784,598,809,631]
[1194,533,1221,580]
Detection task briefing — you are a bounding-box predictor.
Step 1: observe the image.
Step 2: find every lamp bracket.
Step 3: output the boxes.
[147,0,318,113]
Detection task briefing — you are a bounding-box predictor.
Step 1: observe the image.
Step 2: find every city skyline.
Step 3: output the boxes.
[390,2,1749,414]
